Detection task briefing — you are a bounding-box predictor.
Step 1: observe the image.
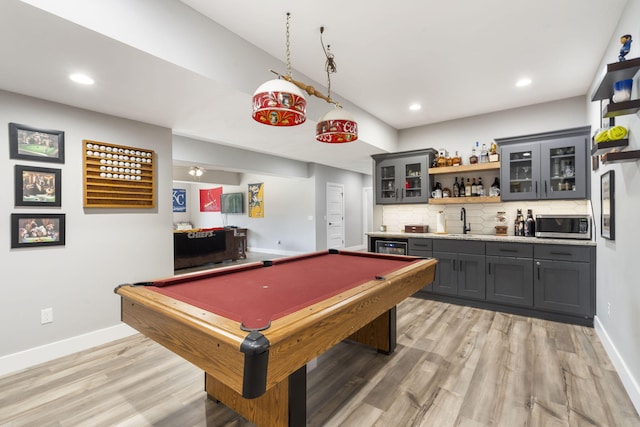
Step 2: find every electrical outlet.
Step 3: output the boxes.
[41,308,53,324]
[607,302,611,318]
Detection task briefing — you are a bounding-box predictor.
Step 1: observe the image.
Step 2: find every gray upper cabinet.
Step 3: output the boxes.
[497,126,590,201]
[372,149,436,205]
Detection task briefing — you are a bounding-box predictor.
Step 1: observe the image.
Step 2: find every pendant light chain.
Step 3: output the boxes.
[320,27,337,102]
[285,12,292,78]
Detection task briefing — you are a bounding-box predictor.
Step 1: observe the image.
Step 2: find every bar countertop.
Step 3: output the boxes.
[366,232,596,246]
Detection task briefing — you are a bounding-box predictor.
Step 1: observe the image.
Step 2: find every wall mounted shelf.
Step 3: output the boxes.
[601,150,640,163]
[428,162,500,175]
[429,196,501,205]
[602,99,640,118]
[591,57,640,101]
[591,139,629,156]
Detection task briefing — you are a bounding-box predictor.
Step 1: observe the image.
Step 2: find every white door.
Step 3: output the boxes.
[327,183,345,249]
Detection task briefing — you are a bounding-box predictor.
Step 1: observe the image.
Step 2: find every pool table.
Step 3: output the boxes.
[115,249,436,427]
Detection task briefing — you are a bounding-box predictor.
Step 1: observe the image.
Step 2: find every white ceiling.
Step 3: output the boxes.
[0,0,629,175]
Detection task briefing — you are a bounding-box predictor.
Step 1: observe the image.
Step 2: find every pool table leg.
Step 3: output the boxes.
[347,306,397,354]
[205,365,306,427]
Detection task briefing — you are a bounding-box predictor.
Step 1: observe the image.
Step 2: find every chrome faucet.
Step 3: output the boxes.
[461,207,471,234]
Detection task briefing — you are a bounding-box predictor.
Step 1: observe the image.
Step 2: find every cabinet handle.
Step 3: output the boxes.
[499,248,518,253]
[550,251,571,256]
[395,189,398,199]
[488,262,491,275]
[537,264,540,280]
[453,259,456,271]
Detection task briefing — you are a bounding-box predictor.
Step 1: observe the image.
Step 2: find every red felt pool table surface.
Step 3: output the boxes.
[149,250,423,330]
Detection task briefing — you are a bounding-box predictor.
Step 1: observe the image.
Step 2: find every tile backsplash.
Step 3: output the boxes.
[382,200,591,236]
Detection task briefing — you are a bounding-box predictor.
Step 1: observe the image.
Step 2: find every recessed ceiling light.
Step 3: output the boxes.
[409,103,422,111]
[69,73,94,85]
[516,78,532,87]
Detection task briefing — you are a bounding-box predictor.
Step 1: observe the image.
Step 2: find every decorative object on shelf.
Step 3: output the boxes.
[248,182,264,218]
[14,165,61,207]
[252,13,357,143]
[11,213,65,248]
[188,166,205,179]
[82,140,155,208]
[619,34,632,62]
[601,170,615,240]
[9,122,65,164]
[612,79,633,103]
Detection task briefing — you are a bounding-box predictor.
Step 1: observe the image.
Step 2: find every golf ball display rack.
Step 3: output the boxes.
[83,140,155,208]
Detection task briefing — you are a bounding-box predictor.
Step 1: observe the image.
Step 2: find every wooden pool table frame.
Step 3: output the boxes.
[116,251,436,427]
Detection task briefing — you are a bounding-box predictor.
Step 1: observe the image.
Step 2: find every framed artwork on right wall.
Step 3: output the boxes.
[601,170,615,240]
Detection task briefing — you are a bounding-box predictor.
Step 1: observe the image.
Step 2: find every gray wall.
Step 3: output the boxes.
[586,0,640,409]
[0,90,174,360]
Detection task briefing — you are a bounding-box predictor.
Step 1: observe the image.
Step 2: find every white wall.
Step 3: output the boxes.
[587,0,640,410]
[0,90,174,373]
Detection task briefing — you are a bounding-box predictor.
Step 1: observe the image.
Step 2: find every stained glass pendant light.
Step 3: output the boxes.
[252,13,306,127]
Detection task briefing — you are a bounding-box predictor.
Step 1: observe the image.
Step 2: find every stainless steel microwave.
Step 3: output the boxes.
[535,215,591,240]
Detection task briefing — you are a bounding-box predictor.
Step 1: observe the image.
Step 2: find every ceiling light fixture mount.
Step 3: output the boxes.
[252,14,358,143]
[188,166,204,180]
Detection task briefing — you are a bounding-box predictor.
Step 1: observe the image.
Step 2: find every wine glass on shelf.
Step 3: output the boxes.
[522,166,530,180]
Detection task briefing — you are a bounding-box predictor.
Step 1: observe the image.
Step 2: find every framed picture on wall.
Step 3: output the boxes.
[601,170,615,240]
[9,122,65,163]
[11,213,66,248]
[14,165,62,207]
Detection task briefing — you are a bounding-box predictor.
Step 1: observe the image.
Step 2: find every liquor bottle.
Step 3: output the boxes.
[514,209,525,236]
[453,177,460,197]
[477,177,484,196]
[480,144,489,163]
[465,178,472,197]
[491,177,500,190]
[469,145,478,164]
[452,151,462,166]
[471,178,477,196]
[524,209,536,237]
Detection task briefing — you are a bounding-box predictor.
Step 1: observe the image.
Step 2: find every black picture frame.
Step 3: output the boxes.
[14,165,62,207]
[9,122,65,163]
[11,213,66,248]
[601,170,615,240]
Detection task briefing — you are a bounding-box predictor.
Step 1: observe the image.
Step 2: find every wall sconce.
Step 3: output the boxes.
[252,14,358,143]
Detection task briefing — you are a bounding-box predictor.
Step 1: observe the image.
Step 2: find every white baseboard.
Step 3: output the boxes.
[0,323,137,378]
[594,315,640,415]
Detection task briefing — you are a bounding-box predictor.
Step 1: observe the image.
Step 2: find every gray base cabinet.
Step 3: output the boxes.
[533,244,595,317]
[433,240,485,301]
[408,238,433,291]
[368,236,595,325]
[486,256,533,307]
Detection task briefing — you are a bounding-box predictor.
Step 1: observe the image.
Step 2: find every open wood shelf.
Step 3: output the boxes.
[601,150,640,163]
[429,196,501,204]
[591,57,640,101]
[591,139,629,156]
[602,99,640,118]
[428,162,500,175]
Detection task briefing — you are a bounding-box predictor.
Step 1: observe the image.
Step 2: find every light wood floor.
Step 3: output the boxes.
[1,298,639,426]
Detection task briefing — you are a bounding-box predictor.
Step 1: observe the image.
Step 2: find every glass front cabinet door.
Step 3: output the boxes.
[373,150,435,204]
[498,127,589,201]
